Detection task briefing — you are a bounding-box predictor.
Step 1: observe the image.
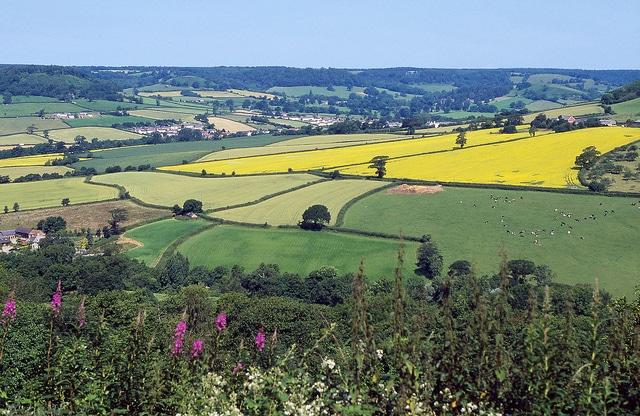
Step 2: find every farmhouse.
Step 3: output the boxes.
[0,227,46,252]
[599,119,617,126]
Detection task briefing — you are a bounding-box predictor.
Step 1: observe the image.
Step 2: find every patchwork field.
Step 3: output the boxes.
[73,99,150,112]
[129,109,197,122]
[0,153,65,168]
[522,102,604,123]
[73,135,290,172]
[164,128,546,175]
[341,127,640,188]
[0,200,168,231]
[216,179,386,225]
[0,102,86,117]
[64,115,153,128]
[342,186,640,297]
[91,171,322,210]
[0,165,72,180]
[177,225,418,280]
[0,177,119,210]
[0,117,68,135]
[47,127,142,143]
[0,133,49,146]
[123,218,210,266]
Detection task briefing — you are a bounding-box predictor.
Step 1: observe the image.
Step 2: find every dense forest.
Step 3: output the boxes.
[1,231,639,414]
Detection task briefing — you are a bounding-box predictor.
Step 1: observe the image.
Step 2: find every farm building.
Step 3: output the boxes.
[600,119,617,126]
[0,227,46,252]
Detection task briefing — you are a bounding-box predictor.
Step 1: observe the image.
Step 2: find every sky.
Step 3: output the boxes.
[1,0,638,69]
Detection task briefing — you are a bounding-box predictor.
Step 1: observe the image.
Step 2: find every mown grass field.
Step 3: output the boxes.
[0,200,168,231]
[208,117,255,133]
[342,186,640,297]
[64,115,153,128]
[177,225,418,280]
[522,102,604,123]
[266,85,367,99]
[165,128,545,175]
[0,165,72,180]
[47,127,142,143]
[612,98,640,121]
[0,102,86,118]
[0,177,118,210]
[0,117,68,135]
[341,127,640,188]
[216,179,385,225]
[73,99,150,112]
[91,171,321,210]
[0,133,49,146]
[73,135,290,172]
[124,218,210,266]
[129,109,197,123]
[0,153,65,168]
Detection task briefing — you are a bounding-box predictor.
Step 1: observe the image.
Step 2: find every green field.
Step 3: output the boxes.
[216,179,385,225]
[0,117,68,135]
[267,85,367,99]
[48,127,142,143]
[0,133,49,146]
[91,171,321,210]
[0,102,86,118]
[73,135,290,172]
[124,218,210,266]
[129,109,197,122]
[342,186,640,297]
[414,83,457,93]
[73,99,150,112]
[64,115,154,128]
[1,95,60,103]
[0,177,119,210]
[177,225,418,279]
[0,165,72,180]
[526,100,564,112]
[522,103,604,123]
[612,97,640,121]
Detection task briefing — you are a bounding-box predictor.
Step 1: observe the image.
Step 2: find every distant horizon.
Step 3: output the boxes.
[1,0,638,69]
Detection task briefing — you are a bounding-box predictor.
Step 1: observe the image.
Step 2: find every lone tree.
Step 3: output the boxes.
[299,204,331,230]
[37,216,67,234]
[12,202,20,212]
[415,235,443,279]
[455,130,467,148]
[61,198,70,207]
[368,155,389,178]
[528,125,537,137]
[182,199,203,214]
[108,208,129,235]
[575,146,600,169]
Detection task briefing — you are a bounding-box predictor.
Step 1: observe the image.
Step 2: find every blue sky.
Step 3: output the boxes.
[1,0,638,69]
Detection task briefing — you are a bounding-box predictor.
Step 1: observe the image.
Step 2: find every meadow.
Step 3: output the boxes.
[164,128,546,175]
[340,127,640,188]
[0,200,168,231]
[0,102,86,117]
[177,225,418,280]
[73,99,151,112]
[0,133,49,146]
[64,115,153,128]
[0,153,65,168]
[0,117,68,135]
[0,177,118,210]
[612,97,640,121]
[522,102,604,123]
[91,171,321,210]
[341,186,640,297]
[73,135,290,172]
[47,127,142,143]
[123,218,210,266]
[266,85,367,99]
[0,165,72,180]
[215,179,386,225]
[129,109,197,122]
[208,117,254,133]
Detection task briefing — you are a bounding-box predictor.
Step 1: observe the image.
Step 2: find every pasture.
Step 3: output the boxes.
[522,102,604,123]
[0,102,86,117]
[129,109,197,122]
[342,186,640,297]
[73,99,150,112]
[216,179,386,225]
[208,117,255,133]
[0,165,72,180]
[267,85,367,99]
[177,225,418,280]
[64,115,153,128]
[91,171,322,210]
[612,97,640,121]
[123,218,210,266]
[165,127,544,175]
[0,117,68,135]
[73,135,289,172]
[0,200,168,231]
[0,177,118,210]
[47,127,142,143]
[0,133,49,146]
[0,154,65,168]
[340,127,640,188]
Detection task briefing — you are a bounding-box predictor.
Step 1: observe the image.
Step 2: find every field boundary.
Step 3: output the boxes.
[155,222,218,267]
[334,182,396,227]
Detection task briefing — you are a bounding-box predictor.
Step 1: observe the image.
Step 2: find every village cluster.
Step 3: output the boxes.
[0,227,46,253]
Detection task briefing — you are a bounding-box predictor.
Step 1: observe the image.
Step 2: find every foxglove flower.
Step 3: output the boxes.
[1,291,16,322]
[51,281,62,318]
[191,338,204,359]
[232,362,244,375]
[172,320,187,356]
[215,312,227,332]
[255,328,266,352]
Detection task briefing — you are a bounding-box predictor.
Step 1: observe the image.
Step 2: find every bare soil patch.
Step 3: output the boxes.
[387,184,444,195]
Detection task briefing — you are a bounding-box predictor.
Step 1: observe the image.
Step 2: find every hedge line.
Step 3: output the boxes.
[155,223,218,268]
[334,182,396,227]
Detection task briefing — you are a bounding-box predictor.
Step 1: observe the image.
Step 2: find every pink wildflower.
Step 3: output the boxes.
[232,362,244,375]
[77,297,86,328]
[191,339,204,359]
[255,328,266,352]
[172,320,187,356]
[50,280,62,318]
[2,291,16,322]
[215,312,227,332]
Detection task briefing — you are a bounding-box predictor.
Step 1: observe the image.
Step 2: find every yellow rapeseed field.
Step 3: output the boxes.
[0,153,65,168]
[341,127,639,188]
[161,127,540,175]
